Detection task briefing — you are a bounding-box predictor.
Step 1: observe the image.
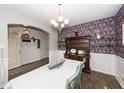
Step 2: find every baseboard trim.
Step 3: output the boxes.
[91,67,114,76]
[115,75,124,89]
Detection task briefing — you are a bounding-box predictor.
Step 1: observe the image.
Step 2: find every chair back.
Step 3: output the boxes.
[65,63,84,89]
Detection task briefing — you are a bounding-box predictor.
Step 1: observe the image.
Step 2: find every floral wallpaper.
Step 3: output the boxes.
[115,5,124,58]
[58,16,115,54]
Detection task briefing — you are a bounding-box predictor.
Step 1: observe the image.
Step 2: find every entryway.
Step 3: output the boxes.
[8,24,49,77]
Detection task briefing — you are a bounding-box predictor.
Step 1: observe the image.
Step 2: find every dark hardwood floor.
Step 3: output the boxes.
[9,58,122,89]
[9,58,49,80]
[81,71,122,89]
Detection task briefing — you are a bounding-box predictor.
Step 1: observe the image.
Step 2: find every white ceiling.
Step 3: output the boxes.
[1,4,122,26]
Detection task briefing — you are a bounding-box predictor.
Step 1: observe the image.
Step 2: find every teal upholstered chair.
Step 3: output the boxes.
[65,63,84,89]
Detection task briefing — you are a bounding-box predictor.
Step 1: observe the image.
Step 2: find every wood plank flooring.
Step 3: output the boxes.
[9,58,49,80]
[81,71,122,89]
[9,58,122,89]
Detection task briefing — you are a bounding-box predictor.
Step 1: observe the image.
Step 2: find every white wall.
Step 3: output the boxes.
[0,6,58,88]
[115,55,124,88]
[49,28,58,63]
[21,28,49,65]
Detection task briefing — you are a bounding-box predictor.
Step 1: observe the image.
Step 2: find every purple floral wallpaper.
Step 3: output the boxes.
[58,17,115,54]
[115,5,124,58]
[58,5,124,57]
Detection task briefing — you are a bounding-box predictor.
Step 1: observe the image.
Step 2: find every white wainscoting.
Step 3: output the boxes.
[0,58,8,88]
[3,50,123,88]
[90,53,115,75]
[115,55,124,88]
[57,50,115,75]
[50,50,124,88]
[49,50,59,63]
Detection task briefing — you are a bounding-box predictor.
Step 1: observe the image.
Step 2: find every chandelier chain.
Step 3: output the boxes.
[58,4,61,17]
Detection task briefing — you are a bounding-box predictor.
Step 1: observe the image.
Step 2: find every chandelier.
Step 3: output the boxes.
[51,4,69,31]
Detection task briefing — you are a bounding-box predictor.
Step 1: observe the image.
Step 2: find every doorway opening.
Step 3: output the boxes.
[8,24,49,80]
